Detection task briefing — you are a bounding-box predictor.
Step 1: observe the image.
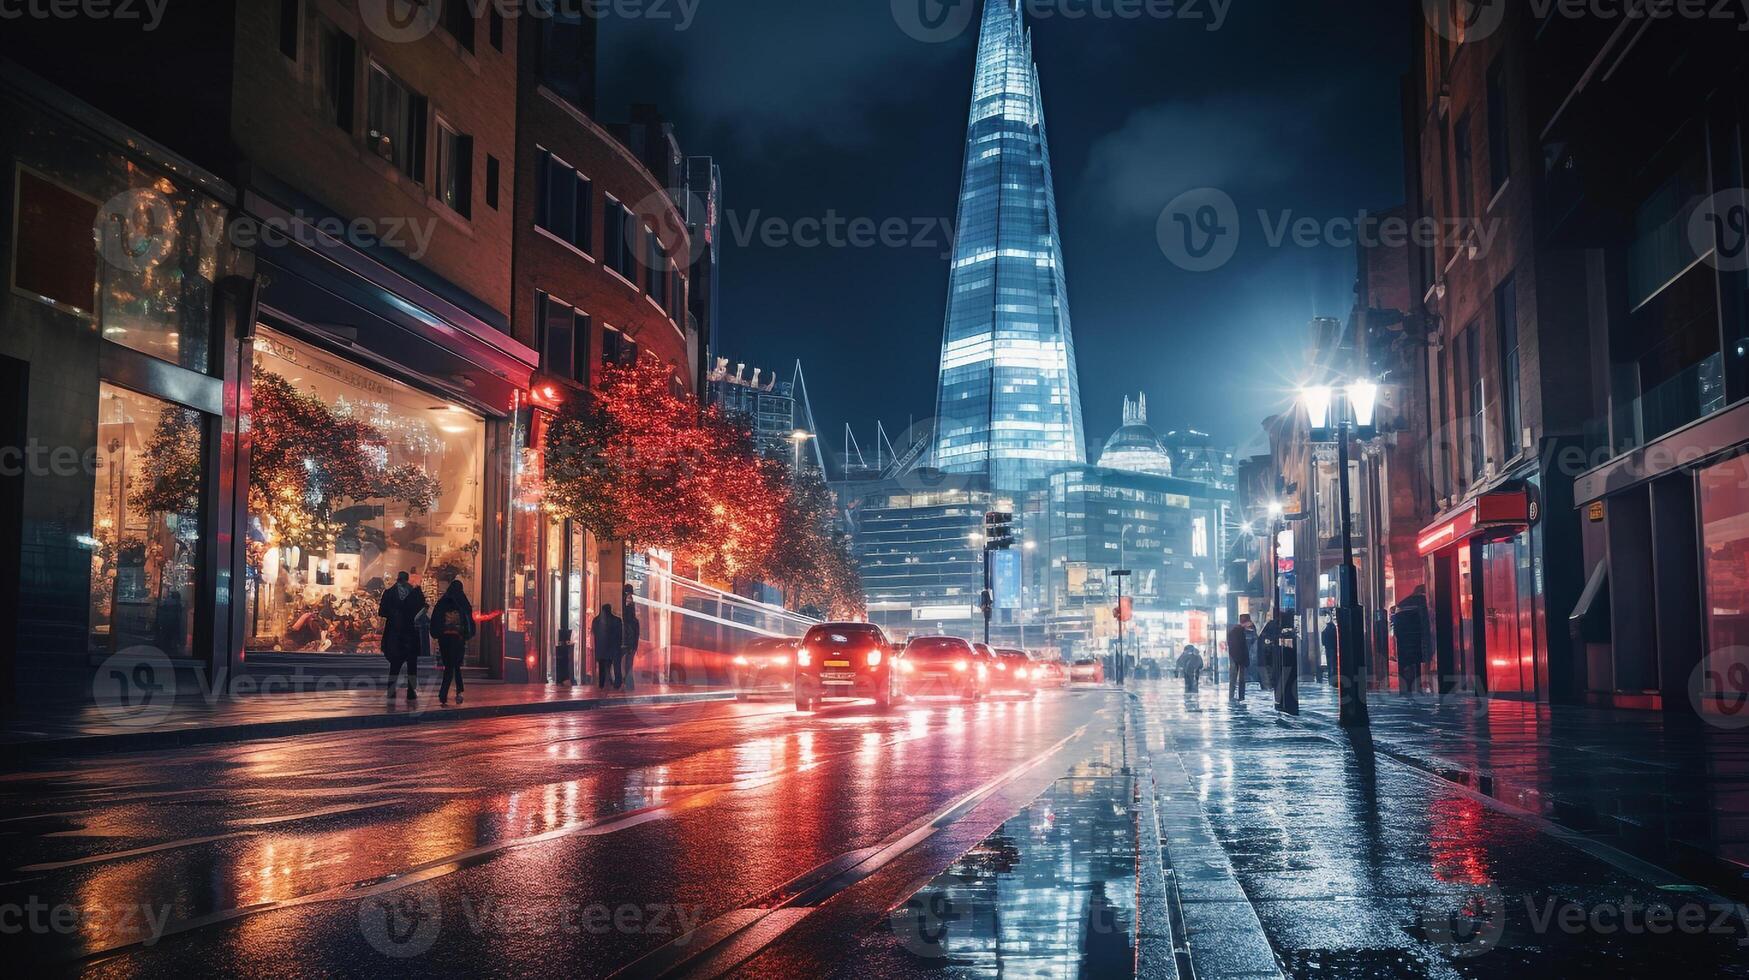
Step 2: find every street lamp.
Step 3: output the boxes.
[1300,379,1379,728]
[786,428,815,483]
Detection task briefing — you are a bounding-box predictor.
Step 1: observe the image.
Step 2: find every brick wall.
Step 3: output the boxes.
[231,0,516,318]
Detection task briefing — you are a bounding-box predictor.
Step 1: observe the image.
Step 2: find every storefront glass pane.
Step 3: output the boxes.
[94,179,224,373]
[1701,457,1749,692]
[90,383,204,659]
[246,329,485,661]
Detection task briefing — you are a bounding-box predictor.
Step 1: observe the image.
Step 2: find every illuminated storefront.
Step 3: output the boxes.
[244,329,487,663]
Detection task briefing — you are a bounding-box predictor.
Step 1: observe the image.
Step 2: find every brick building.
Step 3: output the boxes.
[1404,3,1595,703]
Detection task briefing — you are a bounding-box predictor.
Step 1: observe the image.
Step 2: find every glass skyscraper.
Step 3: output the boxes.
[932,0,1086,493]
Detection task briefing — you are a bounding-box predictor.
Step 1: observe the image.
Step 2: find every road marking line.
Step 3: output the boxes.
[17,832,259,872]
[228,799,408,827]
[612,718,1100,979]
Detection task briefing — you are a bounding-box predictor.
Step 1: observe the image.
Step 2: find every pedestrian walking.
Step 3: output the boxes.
[1227,615,1253,703]
[434,579,475,706]
[621,586,641,692]
[1177,644,1204,694]
[1320,614,1337,684]
[1392,586,1430,696]
[379,571,427,701]
[592,604,623,690]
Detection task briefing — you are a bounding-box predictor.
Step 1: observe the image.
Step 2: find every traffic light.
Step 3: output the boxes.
[984,511,1015,550]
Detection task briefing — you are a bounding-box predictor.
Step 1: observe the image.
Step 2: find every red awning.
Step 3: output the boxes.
[1417,492,1530,556]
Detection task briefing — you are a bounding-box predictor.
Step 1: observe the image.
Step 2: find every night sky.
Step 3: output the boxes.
[599,0,1411,466]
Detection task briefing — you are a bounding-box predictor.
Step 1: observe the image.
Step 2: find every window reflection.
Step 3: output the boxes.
[1701,457,1749,694]
[94,177,221,373]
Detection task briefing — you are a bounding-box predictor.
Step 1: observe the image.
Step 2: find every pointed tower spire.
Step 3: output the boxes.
[930,0,1085,493]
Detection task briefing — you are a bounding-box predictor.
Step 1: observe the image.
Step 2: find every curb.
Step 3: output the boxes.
[1,690,738,762]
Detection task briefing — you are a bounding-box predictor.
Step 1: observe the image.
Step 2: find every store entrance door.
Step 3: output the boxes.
[1482,537,1534,696]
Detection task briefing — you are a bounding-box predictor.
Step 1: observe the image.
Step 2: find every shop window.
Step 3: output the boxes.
[1701,456,1749,692]
[435,120,472,218]
[367,63,427,181]
[320,26,356,134]
[90,383,204,660]
[245,330,484,661]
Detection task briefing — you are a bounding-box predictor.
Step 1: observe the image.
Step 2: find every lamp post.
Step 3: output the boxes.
[1302,380,1378,728]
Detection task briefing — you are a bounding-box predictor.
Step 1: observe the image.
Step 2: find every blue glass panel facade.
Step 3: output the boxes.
[932,0,1085,494]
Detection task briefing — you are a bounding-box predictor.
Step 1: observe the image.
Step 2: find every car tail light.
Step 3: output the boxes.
[995,662,1007,672]
[796,647,812,667]
[900,661,915,674]
[732,655,749,667]
[865,649,883,667]
[954,660,969,672]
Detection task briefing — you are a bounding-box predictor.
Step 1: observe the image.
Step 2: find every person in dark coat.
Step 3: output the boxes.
[1259,618,1282,690]
[621,586,642,692]
[592,604,623,690]
[433,580,476,706]
[1392,587,1430,695]
[1177,644,1204,694]
[1320,615,1338,684]
[1226,615,1253,703]
[379,571,428,701]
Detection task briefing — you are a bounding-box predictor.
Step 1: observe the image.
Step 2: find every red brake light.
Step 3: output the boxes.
[865,649,883,667]
[954,660,969,672]
[796,647,812,667]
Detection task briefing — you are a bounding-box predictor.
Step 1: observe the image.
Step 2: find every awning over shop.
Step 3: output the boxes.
[1417,491,1530,557]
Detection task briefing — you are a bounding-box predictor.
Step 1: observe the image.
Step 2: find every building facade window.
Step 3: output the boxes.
[1462,323,1485,483]
[647,229,666,305]
[1496,275,1521,458]
[320,25,355,133]
[435,121,472,218]
[537,292,590,384]
[1701,455,1749,692]
[90,383,205,660]
[367,63,426,181]
[441,0,475,52]
[1453,113,1474,219]
[1486,58,1510,195]
[605,199,637,282]
[245,330,485,662]
[535,150,590,252]
[279,0,301,60]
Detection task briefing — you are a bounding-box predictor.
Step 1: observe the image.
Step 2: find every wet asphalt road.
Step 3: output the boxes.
[0,689,1125,977]
[8,682,1749,978]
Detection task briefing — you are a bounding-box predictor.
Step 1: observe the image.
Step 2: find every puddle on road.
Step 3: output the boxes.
[881,748,1139,978]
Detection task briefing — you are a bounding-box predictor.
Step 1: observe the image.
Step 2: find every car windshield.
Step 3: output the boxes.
[803,625,882,648]
[996,649,1029,661]
[904,638,969,659]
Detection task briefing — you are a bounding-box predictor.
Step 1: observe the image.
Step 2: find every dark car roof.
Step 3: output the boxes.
[804,624,884,644]
[994,648,1030,659]
[904,636,972,652]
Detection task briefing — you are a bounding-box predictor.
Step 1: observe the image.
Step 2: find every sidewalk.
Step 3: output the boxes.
[0,680,735,761]
[1289,683,1749,901]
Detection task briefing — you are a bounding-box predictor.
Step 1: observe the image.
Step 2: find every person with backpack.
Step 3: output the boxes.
[1177,644,1204,694]
[434,580,475,706]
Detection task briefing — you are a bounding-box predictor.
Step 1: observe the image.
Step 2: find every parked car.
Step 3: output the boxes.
[794,623,900,711]
[1070,657,1106,684]
[896,636,986,702]
[732,636,797,700]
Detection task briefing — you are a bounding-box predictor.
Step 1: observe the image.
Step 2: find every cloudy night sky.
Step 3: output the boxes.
[599,0,1412,464]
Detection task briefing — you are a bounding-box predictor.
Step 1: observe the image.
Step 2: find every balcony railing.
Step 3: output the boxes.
[1612,351,1727,456]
